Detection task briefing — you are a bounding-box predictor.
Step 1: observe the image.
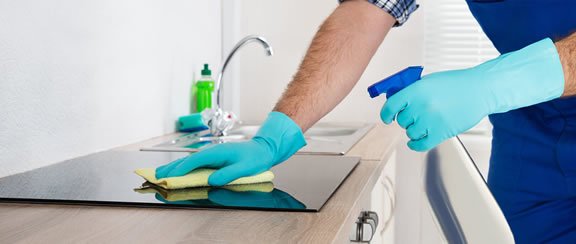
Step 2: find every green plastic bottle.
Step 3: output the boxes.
[196,64,215,112]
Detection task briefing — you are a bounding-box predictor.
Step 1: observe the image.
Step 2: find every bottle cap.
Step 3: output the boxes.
[201,64,212,76]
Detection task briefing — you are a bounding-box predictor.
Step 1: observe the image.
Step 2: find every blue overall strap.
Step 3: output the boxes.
[466,0,576,242]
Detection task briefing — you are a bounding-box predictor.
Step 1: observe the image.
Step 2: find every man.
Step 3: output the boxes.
[156,0,576,242]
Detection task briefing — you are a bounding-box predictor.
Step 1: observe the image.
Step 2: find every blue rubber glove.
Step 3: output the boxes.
[155,111,306,186]
[381,38,565,152]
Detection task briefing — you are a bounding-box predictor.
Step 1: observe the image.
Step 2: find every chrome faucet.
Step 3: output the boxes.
[215,35,274,109]
[203,35,274,137]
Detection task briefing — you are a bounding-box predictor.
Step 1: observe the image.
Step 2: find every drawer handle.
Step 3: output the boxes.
[350,211,379,243]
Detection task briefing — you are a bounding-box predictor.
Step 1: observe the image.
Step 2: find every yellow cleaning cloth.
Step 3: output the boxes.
[134,168,275,190]
[134,182,275,201]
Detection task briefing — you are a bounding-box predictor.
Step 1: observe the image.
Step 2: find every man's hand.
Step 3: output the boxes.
[155,112,306,186]
[381,38,565,151]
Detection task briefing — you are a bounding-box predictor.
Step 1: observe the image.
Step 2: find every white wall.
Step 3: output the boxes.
[234,0,425,123]
[0,0,222,177]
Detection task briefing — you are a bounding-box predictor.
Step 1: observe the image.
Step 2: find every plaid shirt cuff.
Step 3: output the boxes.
[339,0,419,27]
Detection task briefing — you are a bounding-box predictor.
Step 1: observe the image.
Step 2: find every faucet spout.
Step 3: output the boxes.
[215,35,273,109]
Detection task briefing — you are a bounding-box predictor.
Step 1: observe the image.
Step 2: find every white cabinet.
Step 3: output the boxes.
[349,152,397,243]
[370,152,397,243]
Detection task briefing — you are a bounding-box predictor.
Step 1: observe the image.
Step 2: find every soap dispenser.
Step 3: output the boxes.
[195,64,215,113]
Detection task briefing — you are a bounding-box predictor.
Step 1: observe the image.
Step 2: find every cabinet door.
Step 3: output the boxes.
[348,152,397,244]
[370,151,397,243]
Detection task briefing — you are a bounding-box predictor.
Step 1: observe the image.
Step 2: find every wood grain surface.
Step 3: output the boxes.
[0,124,401,243]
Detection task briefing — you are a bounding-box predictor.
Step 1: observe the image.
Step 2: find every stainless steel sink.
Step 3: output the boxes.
[141,123,374,155]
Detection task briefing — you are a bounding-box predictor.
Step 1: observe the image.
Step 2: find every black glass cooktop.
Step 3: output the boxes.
[0,151,359,212]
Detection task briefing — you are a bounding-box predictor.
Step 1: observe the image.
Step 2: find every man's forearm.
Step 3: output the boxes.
[273,0,395,131]
[557,32,576,97]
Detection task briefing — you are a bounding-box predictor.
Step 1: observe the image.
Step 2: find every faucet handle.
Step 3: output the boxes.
[201,108,238,137]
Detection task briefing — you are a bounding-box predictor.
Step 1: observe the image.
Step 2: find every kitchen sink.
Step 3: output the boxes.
[141,123,374,155]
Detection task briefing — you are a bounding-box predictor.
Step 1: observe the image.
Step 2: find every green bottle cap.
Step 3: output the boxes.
[201,64,212,76]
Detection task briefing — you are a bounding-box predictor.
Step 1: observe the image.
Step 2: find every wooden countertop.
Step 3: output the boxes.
[0,124,401,243]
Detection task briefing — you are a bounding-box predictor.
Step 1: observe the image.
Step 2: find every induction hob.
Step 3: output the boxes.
[0,151,359,212]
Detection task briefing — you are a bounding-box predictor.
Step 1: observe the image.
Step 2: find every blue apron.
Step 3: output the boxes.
[466,0,576,242]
